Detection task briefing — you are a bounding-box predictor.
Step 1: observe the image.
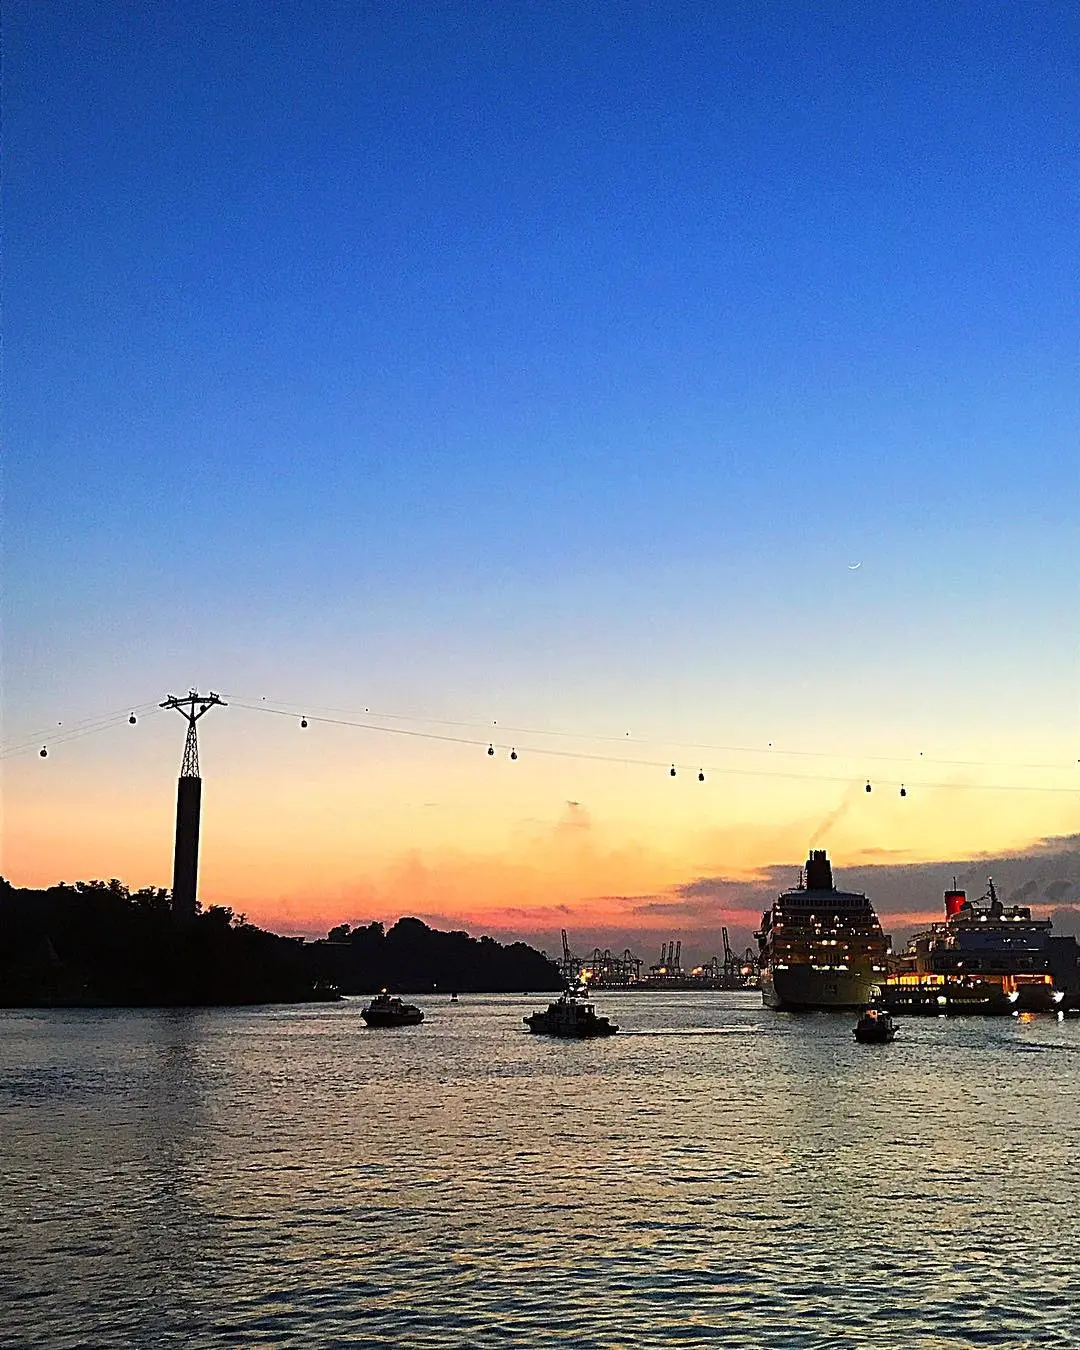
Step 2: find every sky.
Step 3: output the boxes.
[3,0,1077,958]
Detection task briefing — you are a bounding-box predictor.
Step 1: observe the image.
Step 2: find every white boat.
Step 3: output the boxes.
[361,992,424,1026]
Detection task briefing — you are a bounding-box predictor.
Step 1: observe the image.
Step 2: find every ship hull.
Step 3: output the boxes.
[761,965,876,1011]
[361,1010,423,1026]
[523,1016,617,1037]
[876,980,1060,1016]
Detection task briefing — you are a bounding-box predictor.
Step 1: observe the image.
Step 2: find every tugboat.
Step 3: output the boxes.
[361,991,424,1027]
[853,1007,898,1043]
[524,985,618,1037]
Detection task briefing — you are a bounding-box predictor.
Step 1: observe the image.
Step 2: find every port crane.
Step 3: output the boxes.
[559,929,582,986]
[648,939,683,980]
[721,927,739,983]
[583,946,643,987]
[558,932,642,987]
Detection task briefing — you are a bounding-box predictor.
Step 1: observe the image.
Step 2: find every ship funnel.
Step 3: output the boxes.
[805,850,834,891]
[944,889,966,918]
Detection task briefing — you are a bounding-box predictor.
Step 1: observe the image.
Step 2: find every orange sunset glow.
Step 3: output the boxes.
[5,697,1077,960]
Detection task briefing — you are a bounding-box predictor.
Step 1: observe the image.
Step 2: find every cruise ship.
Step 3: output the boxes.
[757,851,891,1010]
[876,879,1070,1014]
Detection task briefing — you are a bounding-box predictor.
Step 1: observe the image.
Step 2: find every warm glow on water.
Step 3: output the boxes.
[3,996,1079,1347]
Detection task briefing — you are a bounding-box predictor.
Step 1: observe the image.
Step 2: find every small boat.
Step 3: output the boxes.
[854,1007,897,1043]
[524,986,618,1038]
[361,991,424,1027]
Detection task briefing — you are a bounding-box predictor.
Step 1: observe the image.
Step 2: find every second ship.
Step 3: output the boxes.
[757,850,890,1010]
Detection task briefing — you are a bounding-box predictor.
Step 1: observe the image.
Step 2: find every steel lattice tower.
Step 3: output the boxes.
[160,690,226,921]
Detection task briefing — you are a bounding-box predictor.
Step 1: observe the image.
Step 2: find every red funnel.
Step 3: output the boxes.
[944,890,966,918]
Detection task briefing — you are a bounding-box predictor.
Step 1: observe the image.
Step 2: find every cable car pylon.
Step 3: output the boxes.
[160,690,226,922]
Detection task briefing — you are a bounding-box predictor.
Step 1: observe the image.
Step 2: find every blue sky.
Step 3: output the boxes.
[4,1,1077,923]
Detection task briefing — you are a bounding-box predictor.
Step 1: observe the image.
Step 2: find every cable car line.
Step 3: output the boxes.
[7,692,1077,796]
[218,690,1075,775]
[232,699,1077,795]
[1,702,163,761]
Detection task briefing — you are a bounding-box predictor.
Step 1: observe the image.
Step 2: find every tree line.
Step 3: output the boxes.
[0,879,560,1006]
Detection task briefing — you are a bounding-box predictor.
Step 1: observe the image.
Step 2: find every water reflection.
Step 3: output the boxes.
[0,1009,221,1346]
[2,997,1079,1348]
[133,1011,218,1343]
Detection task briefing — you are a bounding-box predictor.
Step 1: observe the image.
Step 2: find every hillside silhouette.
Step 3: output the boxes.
[0,879,561,1006]
[309,917,562,994]
[0,878,331,1006]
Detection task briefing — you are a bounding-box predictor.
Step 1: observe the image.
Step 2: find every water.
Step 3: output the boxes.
[2,994,1078,1349]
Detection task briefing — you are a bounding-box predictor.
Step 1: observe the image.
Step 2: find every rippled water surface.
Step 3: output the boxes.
[2,995,1079,1348]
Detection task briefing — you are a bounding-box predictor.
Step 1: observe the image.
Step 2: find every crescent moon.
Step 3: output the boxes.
[848,562,862,570]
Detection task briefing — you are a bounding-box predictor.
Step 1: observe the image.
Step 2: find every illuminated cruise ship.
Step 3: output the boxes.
[876,879,1066,1014]
[757,851,891,1010]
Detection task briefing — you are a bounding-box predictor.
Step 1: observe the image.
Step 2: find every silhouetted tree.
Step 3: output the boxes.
[0,879,560,1005]
[0,878,335,1007]
[308,914,560,993]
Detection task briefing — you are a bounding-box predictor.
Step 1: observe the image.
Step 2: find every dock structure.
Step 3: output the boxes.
[642,934,760,990]
[558,931,644,987]
[718,928,760,988]
[558,930,759,992]
[581,946,643,988]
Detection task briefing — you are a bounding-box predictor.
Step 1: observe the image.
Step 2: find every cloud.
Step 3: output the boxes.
[257,817,1080,965]
[678,875,771,897]
[801,834,1080,946]
[1050,907,1080,938]
[626,833,1080,959]
[632,897,747,919]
